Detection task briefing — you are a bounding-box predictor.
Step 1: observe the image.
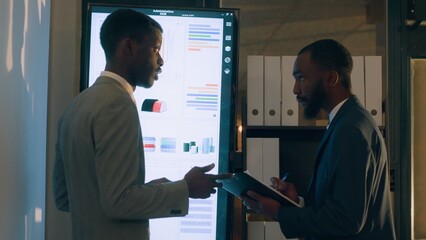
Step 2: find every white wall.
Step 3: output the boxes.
[45,0,82,239]
[0,0,51,239]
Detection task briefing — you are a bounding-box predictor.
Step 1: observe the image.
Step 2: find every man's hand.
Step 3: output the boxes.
[270,177,299,204]
[241,191,281,220]
[240,177,301,220]
[184,163,232,199]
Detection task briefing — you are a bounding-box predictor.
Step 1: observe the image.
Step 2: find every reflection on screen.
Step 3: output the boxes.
[85,5,237,240]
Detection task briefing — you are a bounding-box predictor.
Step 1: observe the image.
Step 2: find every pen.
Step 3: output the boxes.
[280,171,289,183]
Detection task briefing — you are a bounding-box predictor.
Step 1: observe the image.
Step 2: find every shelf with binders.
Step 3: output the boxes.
[246,55,385,129]
[240,98,386,194]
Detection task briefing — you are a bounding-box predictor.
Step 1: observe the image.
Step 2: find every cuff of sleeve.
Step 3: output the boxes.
[174,179,190,206]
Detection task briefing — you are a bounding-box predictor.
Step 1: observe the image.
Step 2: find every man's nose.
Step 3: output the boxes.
[158,54,164,67]
[293,81,300,95]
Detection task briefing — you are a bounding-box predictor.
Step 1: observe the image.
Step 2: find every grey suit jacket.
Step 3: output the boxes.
[277,96,396,239]
[53,76,189,240]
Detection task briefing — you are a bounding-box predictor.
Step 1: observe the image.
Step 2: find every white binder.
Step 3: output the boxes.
[248,222,265,240]
[351,56,366,107]
[246,138,281,240]
[247,56,264,126]
[262,138,280,184]
[263,155,283,239]
[246,138,263,180]
[281,56,298,126]
[264,56,282,126]
[265,222,285,240]
[364,56,382,125]
[246,138,264,240]
[246,138,279,185]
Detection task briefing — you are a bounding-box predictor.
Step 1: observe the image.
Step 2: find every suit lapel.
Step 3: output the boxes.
[304,96,359,201]
[305,123,333,201]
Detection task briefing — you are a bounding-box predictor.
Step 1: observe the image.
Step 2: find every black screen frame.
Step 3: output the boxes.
[80,3,239,240]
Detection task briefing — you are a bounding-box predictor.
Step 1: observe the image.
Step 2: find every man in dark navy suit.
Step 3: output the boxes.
[242,39,396,240]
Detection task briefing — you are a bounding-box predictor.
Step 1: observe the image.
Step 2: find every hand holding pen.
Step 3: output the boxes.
[280,171,289,183]
[271,171,289,189]
[270,172,300,204]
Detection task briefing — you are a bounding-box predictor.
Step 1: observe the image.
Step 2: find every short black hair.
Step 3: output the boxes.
[298,39,353,90]
[100,9,163,60]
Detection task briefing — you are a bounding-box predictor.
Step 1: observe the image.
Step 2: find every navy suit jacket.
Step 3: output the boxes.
[277,96,396,240]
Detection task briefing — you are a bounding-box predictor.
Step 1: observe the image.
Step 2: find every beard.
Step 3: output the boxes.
[134,69,156,89]
[303,81,326,119]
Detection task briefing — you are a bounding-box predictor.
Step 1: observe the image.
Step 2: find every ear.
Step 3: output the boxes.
[119,37,136,57]
[326,70,339,87]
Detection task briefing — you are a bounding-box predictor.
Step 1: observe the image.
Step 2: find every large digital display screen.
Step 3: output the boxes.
[81,4,238,240]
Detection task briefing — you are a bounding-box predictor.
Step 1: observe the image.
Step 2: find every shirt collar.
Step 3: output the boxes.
[100,71,136,104]
[328,97,349,127]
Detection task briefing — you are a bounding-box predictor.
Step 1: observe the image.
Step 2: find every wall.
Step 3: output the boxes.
[45,0,82,239]
[0,0,51,239]
[412,59,426,239]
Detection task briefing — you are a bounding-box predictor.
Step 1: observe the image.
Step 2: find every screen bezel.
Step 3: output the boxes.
[80,3,239,240]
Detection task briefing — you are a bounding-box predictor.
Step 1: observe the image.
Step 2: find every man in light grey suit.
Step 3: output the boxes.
[53,9,229,240]
[241,39,396,239]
